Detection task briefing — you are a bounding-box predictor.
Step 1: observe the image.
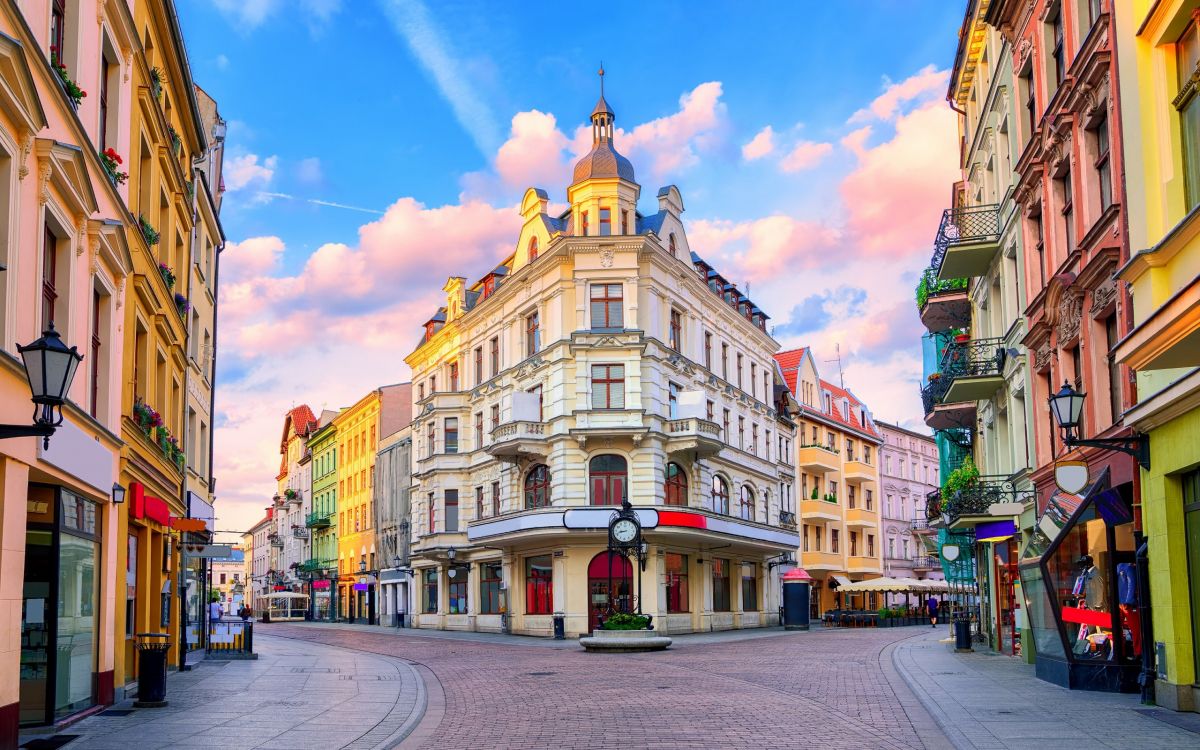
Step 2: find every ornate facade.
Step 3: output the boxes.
[404,80,798,638]
[876,422,941,587]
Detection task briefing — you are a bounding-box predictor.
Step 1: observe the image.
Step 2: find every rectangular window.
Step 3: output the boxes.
[704,332,712,370]
[89,290,102,417]
[668,382,680,419]
[736,353,744,389]
[711,558,731,612]
[867,533,875,558]
[722,409,730,442]
[490,336,500,376]
[475,411,483,447]
[426,421,436,457]
[449,362,459,391]
[802,524,810,552]
[525,555,553,614]
[706,400,714,422]
[751,424,758,456]
[474,346,483,385]
[525,311,540,357]
[831,528,840,554]
[665,553,689,613]
[750,363,757,399]
[1021,68,1036,143]
[738,416,745,450]
[528,384,544,421]
[475,486,484,519]
[492,481,500,516]
[428,492,435,533]
[866,489,873,511]
[42,223,58,329]
[448,566,469,614]
[1093,114,1112,212]
[1050,4,1065,91]
[741,563,758,611]
[1177,19,1200,209]
[590,283,623,329]
[444,492,456,532]
[1182,470,1200,681]
[721,343,729,380]
[1105,315,1121,425]
[815,525,822,551]
[51,0,66,63]
[423,569,438,613]
[479,561,502,614]
[581,210,589,235]
[764,429,771,462]
[850,531,859,557]
[591,364,625,409]
[444,418,458,454]
[669,309,682,352]
[598,207,611,235]
[1059,168,1074,253]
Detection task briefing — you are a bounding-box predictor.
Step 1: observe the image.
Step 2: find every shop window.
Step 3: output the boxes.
[665,553,688,612]
[711,558,731,612]
[525,555,553,614]
[711,475,729,515]
[665,462,687,506]
[479,562,502,614]
[741,562,758,611]
[589,454,626,506]
[423,569,437,613]
[447,566,469,614]
[524,464,551,509]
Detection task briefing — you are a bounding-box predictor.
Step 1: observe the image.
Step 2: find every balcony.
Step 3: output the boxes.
[931,204,1000,280]
[910,517,935,535]
[916,267,971,333]
[802,551,843,571]
[486,420,547,460]
[843,457,874,484]
[940,337,1007,403]
[933,476,1028,529]
[305,512,331,529]
[844,506,877,528]
[664,417,723,458]
[798,444,840,473]
[268,533,283,549]
[912,556,942,572]
[298,558,332,574]
[283,489,302,505]
[847,556,882,574]
[921,375,977,430]
[800,499,841,522]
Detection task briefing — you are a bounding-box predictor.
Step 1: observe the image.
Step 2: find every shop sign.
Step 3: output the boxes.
[353,583,369,591]
[171,518,207,533]
[182,544,234,559]
[145,497,170,525]
[1054,454,1090,494]
[312,580,331,589]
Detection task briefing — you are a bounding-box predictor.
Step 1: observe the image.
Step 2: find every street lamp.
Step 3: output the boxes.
[0,324,84,448]
[1048,382,1149,469]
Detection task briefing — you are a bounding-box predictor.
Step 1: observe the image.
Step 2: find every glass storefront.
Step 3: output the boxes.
[1019,469,1139,691]
[1183,469,1200,681]
[20,486,101,725]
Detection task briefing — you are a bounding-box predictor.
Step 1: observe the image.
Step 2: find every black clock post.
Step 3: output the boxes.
[606,496,647,623]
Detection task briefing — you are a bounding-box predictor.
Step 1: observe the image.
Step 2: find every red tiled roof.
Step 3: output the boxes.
[774,347,808,394]
[281,404,319,446]
[819,379,880,438]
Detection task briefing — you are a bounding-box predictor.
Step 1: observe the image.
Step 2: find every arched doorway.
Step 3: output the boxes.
[587,551,632,631]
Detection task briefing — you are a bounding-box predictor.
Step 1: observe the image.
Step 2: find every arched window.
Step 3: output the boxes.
[524,464,551,509]
[665,462,688,506]
[528,236,539,262]
[590,455,627,506]
[740,485,755,521]
[668,232,677,257]
[711,475,729,515]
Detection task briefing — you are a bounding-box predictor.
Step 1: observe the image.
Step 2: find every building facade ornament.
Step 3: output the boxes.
[1057,290,1083,344]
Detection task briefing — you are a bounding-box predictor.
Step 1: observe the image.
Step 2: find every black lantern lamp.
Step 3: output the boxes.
[1,324,83,448]
[112,483,126,504]
[1048,382,1149,469]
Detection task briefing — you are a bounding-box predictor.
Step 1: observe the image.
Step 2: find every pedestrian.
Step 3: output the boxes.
[927,596,940,627]
[209,598,223,624]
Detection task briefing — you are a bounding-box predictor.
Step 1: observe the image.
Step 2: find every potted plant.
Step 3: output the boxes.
[927,372,942,382]
[810,487,819,501]
[174,293,190,316]
[158,262,175,289]
[99,148,128,185]
[877,607,891,627]
[138,215,160,246]
[149,66,164,100]
[167,124,181,156]
[823,492,837,503]
[600,612,652,631]
[941,455,980,508]
[49,47,86,108]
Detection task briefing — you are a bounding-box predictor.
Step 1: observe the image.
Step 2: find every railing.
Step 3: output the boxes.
[207,619,254,658]
[667,418,722,438]
[799,443,839,455]
[492,421,545,440]
[930,204,1000,274]
[305,512,331,528]
[921,375,952,415]
[910,517,931,530]
[925,489,943,522]
[939,336,1006,380]
[779,511,797,530]
[298,558,332,574]
[942,475,1026,521]
[913,556,942,570]
[268,533,283,548]
[915,265,969,310]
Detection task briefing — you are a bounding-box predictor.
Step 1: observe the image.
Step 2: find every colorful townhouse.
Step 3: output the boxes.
[776,348,884,617]
[1112,0,1200,714]
[875,421,943,590]
[305,410,341,620]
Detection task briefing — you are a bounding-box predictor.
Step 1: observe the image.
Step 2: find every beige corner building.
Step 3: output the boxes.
[404,82,800,638]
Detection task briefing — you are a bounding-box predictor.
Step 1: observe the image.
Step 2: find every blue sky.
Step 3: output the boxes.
[180,0,967,533]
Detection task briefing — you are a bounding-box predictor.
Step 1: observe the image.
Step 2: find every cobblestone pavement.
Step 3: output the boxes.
[265,622,942,750]
[892,628,1200,750]
[31,633,423,750]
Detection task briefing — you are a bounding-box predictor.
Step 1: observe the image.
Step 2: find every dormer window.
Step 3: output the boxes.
[668,233,677,257]
[483,277,495,298]
[424,322,435,341]
[528,237,538,262]
[599,207,611,236]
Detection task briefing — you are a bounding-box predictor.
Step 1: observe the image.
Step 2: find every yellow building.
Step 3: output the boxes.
[777,348,884,616]
[334,384,411,622]
[113,0,220,690]
[1113,0,1200,714]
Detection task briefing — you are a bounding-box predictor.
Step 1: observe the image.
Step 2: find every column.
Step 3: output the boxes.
[0,457,30,745]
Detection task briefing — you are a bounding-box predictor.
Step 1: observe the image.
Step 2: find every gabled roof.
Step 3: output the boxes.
[820,379,880,438]
[281,404,318,445]
[774,347,880,440]
[774,347,809,394]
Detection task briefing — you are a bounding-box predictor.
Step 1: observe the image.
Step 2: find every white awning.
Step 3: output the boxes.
[831,574,852,587]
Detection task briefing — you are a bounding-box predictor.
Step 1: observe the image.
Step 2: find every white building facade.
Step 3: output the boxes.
[404,85,799,638]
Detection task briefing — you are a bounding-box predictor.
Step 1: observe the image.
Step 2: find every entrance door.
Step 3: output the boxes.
[587,551,632,631]
[994,538,1019,656]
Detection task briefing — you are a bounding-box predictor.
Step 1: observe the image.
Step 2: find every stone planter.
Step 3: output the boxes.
[579,628,672,653]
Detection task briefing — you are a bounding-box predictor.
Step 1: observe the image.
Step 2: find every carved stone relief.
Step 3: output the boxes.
[599,248,614,268]
[1034,344,1051,372]
[1089,279,1117,316]
[1057,291,1083,344]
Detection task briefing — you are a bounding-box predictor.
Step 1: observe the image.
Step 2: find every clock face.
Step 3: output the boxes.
[612,518,638,543]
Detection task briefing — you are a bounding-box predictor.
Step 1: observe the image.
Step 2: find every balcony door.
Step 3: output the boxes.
[589,455,627,506]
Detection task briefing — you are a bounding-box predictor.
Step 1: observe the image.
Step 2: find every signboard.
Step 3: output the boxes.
[353,583,369,591]
[171,518,208,533]
[181,543,234,559]
[312,580,331,590]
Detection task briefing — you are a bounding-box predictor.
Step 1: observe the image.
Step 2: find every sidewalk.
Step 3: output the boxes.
[22,634,425,750]
[892,628,1200,750]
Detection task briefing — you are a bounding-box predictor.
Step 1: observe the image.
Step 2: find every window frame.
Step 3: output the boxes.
[665,462,688,506]
[711,475,730,515]
[590,282,623,330]
[525,555,553,615]
[590,363,626,410]
[524,464,552,509]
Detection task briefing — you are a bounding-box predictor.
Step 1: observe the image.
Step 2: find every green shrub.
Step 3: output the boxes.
[602,612,650,630]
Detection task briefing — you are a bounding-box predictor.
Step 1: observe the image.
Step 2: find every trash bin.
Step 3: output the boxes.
[781,568,813,630]
[134,633,171,708]
[953,615,973,653]
[552,612,566,640]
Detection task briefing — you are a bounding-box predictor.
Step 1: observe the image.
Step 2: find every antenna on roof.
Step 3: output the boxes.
[825,343,845,389]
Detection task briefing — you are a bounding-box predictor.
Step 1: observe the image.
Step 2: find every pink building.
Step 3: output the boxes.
[876,422,943,587]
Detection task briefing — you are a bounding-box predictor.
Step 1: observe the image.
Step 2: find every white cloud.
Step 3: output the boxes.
[381,0,500,155]
[778,140,833,173]
[224,153,277,192]
[848,64,949,123]
[741,126,776,161]
[295,157,323,185]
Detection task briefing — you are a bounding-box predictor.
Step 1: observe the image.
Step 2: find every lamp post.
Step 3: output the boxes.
[1047,381,1155,703]
[0,324,84,448]
[358,555,377,625]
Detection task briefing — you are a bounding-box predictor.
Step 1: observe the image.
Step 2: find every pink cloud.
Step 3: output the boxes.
[840,126,872,159]
[688,215,842,283]
[493,109,571,190]
[848,64,949,123]
[742,126,776,160]
[779,140,833,173]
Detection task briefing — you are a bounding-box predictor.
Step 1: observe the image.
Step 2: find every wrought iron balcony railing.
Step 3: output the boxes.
[939,336,1007,380]
[925,488,942,522]
[912,555,942,570]
[929,475,1029,525]
[267,532,283,548]
[305,512,331,528]
[921,374,952,415]
[930,204,1000,274]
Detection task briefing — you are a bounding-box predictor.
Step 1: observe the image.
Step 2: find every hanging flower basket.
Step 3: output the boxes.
[139,215,160,247]
[174,293,190,316]
[149,66,164,100]
[50,48,86,109]
[158,262,175,289]
[99,148,128,185]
